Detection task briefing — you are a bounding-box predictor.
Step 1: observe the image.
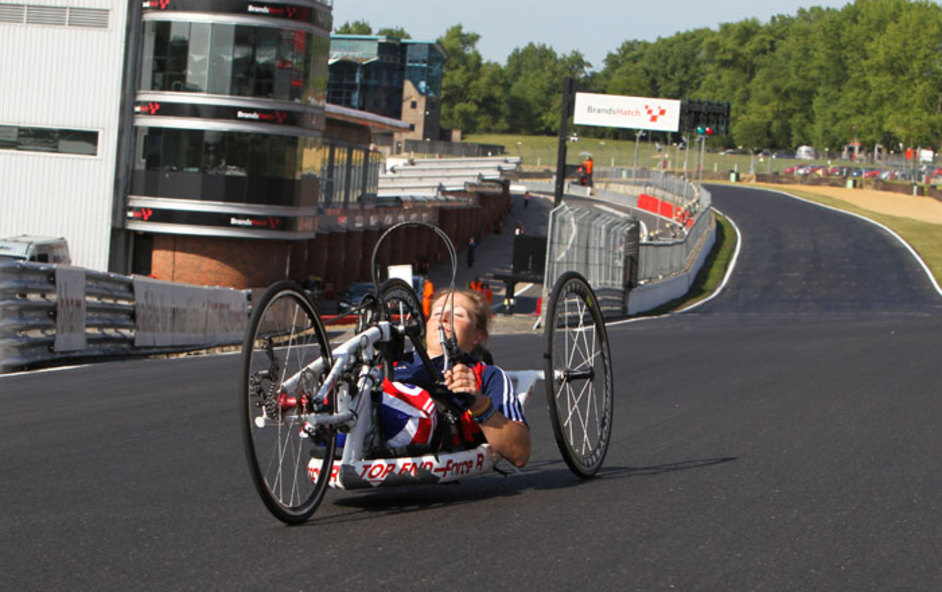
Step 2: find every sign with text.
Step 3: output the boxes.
[133,277,247,348]
[573,93,680,132]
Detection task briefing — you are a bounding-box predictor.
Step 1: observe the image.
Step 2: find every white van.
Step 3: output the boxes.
[796,145,815,160]
[0,235,71,264]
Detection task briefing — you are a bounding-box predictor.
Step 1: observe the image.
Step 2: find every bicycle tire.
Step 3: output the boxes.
[377,278,425,375]
[240,282,336,524]
[543,272,614,478]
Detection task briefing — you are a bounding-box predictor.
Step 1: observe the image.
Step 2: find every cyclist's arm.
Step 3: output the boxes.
[475,405,530,467]
[444,364,531,467]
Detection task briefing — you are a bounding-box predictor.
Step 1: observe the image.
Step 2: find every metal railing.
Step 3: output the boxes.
[1,259,248,373]
[596,168,712,219]
[540,169,714,316]
[636,199,713,282]
[543,205,640,318]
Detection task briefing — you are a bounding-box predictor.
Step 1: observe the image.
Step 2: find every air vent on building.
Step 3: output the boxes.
[26,5,67,26]
[0,3,27,23]
[68,7,107,28]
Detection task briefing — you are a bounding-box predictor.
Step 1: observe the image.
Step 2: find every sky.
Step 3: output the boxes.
[330,0,852,70]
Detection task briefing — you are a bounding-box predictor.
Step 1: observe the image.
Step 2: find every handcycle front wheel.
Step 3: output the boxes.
[378,277,426,376]
[240,282,337,524]
[543,272,614,478]
[378,277,425,339]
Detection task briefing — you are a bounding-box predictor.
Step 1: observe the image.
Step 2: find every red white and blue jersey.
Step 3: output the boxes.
[390,352,528,426]
[379,379,437,449]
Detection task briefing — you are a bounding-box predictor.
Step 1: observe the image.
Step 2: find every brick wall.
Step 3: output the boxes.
[147,182,512,291]
[151,235,290,289]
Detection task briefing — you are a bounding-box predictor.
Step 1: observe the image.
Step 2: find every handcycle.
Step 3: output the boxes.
[240,222,614,524]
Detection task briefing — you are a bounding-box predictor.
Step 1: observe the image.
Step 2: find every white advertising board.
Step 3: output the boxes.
[133,277,248,348]
[388,264,414,285]
[573,92,681,132]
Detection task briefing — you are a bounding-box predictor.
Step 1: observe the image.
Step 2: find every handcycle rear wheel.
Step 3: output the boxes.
[240,282,336,524]
[543,272,614,478]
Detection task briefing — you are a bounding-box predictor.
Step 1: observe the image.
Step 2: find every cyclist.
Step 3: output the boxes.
[388,289,531,467]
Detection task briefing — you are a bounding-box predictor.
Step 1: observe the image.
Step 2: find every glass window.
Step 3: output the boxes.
[142,22,323,102]
[130,127,331,207]
[18,127,58,152]
[230,26,257,97]
[247,134,269,178]
[167,22,190,91]
[254,28,277,98]
[208,24,235,95]
[58,130,98,155]
[186,23,211,93]
[0,125,97,156]
[203,131,226,174]
[224,132,248,177]
[0,126,17,149]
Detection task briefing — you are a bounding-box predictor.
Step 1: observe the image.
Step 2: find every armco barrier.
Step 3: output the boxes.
[0,259,248,373]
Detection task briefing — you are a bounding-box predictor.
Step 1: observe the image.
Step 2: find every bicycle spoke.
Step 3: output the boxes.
[242,283,335,523]
[544,273,614,477]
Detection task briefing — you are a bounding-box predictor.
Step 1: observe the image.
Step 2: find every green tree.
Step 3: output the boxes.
[376,26,411,40]
[439,25,508,133]
[859,0,942,148]
[334,19,372,35]
[504,43,590,134]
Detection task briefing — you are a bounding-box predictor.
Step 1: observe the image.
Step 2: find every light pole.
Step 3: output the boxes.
[698,134,706,181]
[633,131,645,179]
[682,136,690,179]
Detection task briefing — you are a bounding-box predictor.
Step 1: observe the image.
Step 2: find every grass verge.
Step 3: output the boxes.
[638,212,738,316]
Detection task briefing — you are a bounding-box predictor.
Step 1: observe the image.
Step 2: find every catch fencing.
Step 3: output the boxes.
[543,206,640,318]
[0,259,248,372]
[541,170,715,316]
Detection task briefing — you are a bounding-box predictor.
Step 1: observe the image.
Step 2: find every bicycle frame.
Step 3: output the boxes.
[248,312,541,491]
[241,268,613,524]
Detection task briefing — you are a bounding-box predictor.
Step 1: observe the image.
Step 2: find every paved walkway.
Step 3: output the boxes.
[425,191,552,326]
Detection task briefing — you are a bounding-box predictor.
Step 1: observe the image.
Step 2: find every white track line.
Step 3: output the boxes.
[607,207,743,326]
[761,187,942,297]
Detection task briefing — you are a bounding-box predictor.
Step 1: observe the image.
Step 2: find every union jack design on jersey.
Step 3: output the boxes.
[380,379,437,448]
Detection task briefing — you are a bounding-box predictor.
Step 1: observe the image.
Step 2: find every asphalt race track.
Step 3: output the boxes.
[3,185,941,590]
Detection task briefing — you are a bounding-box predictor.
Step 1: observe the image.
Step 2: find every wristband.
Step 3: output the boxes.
[469,397,491,418]
[471,398,498,423]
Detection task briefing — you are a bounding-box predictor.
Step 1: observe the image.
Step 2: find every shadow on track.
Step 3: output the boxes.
[296,456,736,528]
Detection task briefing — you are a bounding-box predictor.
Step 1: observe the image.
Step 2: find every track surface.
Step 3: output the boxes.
[3,185,941,590]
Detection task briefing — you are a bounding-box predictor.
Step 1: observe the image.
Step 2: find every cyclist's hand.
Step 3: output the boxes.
[444,363,480,407]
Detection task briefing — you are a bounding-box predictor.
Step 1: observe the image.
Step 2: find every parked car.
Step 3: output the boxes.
[337,282,376,314]
[796,145,815,160]
[828,166,854,177]
[0,235,71,264]
[794,165,821,176]
[337,277,426,314]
